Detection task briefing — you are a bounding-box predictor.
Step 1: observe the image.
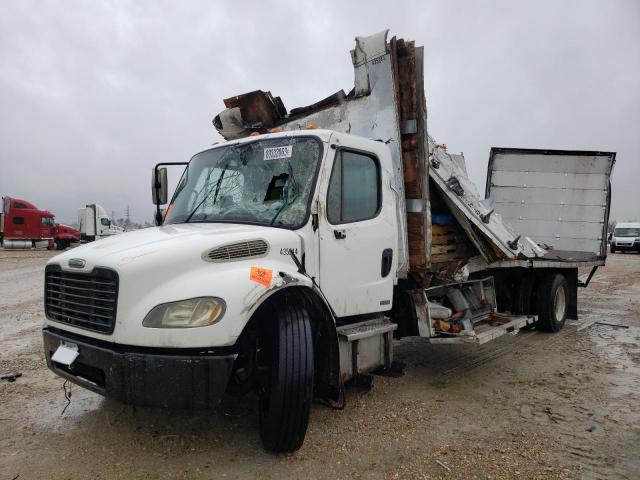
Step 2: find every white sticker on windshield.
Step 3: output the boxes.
[264,145,292,161]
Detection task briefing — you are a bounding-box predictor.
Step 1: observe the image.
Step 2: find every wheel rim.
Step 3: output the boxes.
[554,285,566,321]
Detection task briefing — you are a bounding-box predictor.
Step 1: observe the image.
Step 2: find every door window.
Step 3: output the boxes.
[13,217,25,225]
[327,150,380,224]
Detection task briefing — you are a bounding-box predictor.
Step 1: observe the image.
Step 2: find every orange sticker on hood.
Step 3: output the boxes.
[250,267,273,287]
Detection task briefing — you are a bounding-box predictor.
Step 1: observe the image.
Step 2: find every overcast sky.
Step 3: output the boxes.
[1,0,638,224]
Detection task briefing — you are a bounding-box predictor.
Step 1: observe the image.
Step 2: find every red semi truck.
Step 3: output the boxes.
[0,196,79,250]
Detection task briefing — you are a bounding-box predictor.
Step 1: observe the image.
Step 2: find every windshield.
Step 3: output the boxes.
[614,227,640,237]
[164,137,322,228]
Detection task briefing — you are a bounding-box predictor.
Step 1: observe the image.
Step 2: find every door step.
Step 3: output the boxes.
[337,317,398,382]
[336,317,397,340]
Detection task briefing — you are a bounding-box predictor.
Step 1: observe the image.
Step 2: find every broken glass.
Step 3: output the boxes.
[164,137,321,229]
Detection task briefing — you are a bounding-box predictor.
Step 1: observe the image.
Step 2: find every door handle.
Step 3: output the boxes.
[381,248,393,277]
[334,229,346,239]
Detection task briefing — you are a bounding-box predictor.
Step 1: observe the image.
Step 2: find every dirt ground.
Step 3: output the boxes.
[1,249,639,480]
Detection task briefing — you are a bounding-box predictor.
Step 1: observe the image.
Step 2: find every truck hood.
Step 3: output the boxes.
[48,222,302,273]
[45,222,308,348]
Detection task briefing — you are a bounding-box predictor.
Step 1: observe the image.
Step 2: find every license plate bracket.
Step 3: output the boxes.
[51,342,79,366]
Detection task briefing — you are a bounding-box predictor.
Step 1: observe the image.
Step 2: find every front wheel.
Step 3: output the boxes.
[536,273,568,333]
[258,298,314,453]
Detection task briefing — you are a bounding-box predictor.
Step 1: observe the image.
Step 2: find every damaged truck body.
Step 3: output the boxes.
[42,31,615,452]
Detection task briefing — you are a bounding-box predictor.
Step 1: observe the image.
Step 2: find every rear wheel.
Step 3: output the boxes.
[536,273,568,333]
[55,239,70,250]
[258,298,314,453]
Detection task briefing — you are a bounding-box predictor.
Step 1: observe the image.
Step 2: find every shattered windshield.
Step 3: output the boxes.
[164,137,322,228]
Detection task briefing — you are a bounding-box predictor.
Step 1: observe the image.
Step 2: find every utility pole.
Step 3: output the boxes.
[125,205,130,229]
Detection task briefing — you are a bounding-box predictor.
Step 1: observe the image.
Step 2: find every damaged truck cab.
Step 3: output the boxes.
[43,30,615,453]
[43,129,399,452]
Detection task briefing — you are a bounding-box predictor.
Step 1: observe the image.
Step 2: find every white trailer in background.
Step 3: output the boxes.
[77,204,123,242]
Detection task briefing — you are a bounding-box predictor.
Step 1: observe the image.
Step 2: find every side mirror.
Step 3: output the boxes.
[152,167,168,205]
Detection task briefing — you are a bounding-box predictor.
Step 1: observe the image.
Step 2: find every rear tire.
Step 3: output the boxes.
[258,298,314,453]
[536,273,568,333]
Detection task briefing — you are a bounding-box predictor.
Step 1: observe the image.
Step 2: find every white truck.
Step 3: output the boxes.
[609,222,640,253]
[77,203,124,242]
[43,31,615,452]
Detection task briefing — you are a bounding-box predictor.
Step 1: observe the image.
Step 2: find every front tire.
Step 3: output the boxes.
[536,273,568,333]
[258,298,314,453]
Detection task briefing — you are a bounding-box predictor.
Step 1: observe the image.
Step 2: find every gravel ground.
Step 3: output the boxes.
[1,249,639,479]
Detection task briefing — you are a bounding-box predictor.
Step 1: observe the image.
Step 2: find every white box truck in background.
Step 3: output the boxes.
[77,204,123,242]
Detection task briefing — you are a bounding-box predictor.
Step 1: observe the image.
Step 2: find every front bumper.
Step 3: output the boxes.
[612,242,640,252]
[43,327,236,409]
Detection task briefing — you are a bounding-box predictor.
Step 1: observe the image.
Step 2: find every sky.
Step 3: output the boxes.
[1,0,639,224]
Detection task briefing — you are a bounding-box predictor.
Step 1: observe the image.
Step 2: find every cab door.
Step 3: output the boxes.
[318,137,397,318]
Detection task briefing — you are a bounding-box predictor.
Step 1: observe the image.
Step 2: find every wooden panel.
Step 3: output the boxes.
[402,151,421,198]
[401,136,418,150]
[430,252,468,264]
[397,40,421,200]
[430,219,470,267]
[432,244,458,255]
[431,224,457,235]
[431,233,457,246]
[394,37,429,277]
[407,213,427,271]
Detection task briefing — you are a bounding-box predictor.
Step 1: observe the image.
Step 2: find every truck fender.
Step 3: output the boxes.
[241,269,342,404]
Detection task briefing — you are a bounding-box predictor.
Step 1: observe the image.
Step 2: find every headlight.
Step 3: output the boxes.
[143,297,225,328]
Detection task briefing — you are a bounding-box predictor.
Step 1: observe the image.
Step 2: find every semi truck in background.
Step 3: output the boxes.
[52,224,80,250]
[77,204,124,242]
[1,196,79,250]
[42,31,615,453]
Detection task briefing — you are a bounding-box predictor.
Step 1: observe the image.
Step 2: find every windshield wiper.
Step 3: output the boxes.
[184,161,231,223]
[182,146,243,224]
[184,168,226,223]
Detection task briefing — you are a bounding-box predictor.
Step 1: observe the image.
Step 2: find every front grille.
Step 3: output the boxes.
[204,239,269,262]
[45,265,118,334]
